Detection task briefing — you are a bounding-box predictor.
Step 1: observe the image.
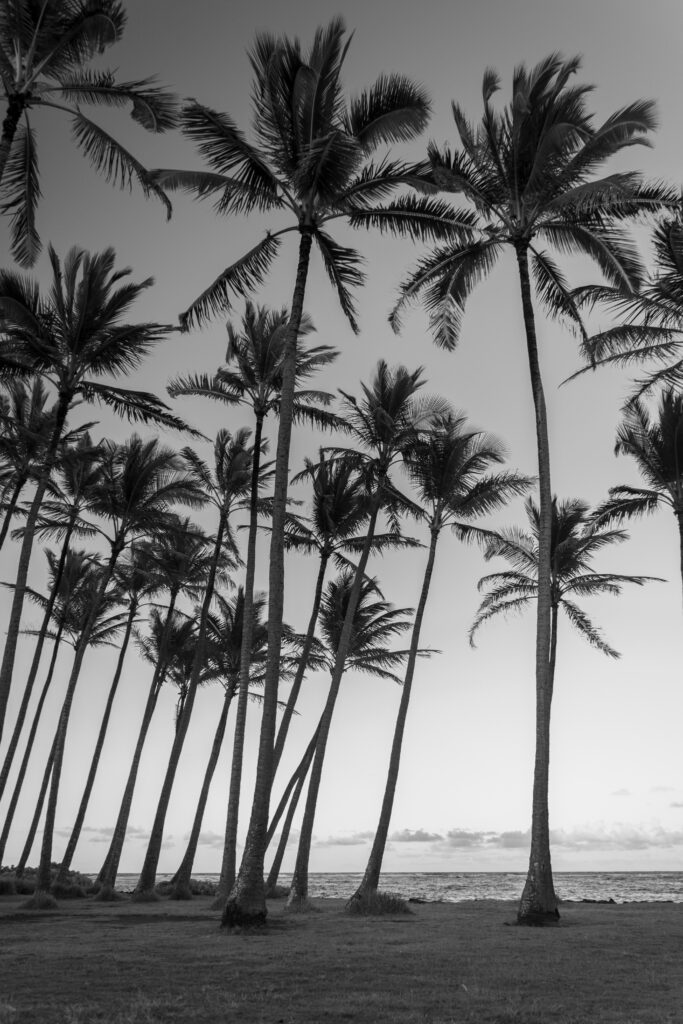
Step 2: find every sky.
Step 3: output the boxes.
[1,0,683,878]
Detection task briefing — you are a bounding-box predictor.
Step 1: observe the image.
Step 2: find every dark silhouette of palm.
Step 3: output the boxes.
[0,0,178,265]
[592,389,683,597]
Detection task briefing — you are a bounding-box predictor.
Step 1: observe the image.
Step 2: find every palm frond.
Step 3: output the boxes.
[561,599,619,658]
[77,382,205,437]
[347,194,479,243]
[313,229,364,332]
[347,73,431,152]
[0,117,41,267]
[54,71,179,130]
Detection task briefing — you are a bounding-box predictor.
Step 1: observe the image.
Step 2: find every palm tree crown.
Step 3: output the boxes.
[0,0,178,265]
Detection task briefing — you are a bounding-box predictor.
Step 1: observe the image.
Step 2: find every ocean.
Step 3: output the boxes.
[109,871,683,903]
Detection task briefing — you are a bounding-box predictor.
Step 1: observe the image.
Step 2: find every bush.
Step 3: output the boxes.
[0,877,16,896]
[265,883,290,900]
[22,890,58,911]
[50,881,87,899]
[346,890,412,916]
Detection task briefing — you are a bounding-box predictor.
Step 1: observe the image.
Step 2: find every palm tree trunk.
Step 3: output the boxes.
[287,500,381,910]
[169,685,234,900]
[219,417,264,896]
[267,722,320,847]
[14,731,57,877]
[676,512,683,607]
[0,397,68,742]
[350,524,440,905]
[33,553,120,898]
[0,94,23,187]
[55,597,138,884]
[223,228,313,928]
[272,553,329,773]
[514,242,558,925]
[265,736,316,895]
[0,622,65,865]
[133,513,227,900]
[0,476,26,551]
[0,514,76,803]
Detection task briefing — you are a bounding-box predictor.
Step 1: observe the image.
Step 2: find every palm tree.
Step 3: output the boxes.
[0,432,102,803]
[591,390,683,601]
[286,572,415,909]
[171,588,268,901]
[350,412,531,907]
[152,18,435,925]
[388,55,672,923]
[28,435,203,903]
[132,428,255,900]
[0,0,178,265]
[0,245,193,743]
[0,546,100,866]
[469,496,659,805]
[54,545,161,884]
[0,378,60,549]
[282,361,444,912]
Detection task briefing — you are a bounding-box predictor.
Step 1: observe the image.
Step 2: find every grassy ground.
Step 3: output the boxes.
[1,894,682,1023]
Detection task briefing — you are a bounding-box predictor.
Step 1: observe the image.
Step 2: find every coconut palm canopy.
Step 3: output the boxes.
[0,1,682,893]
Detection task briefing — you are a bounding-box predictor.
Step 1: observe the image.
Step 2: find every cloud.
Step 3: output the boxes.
[670,802,683,809]
[389,828,444,843]
[610,788,631,797]
[435,823,683,853]
[651,786,675,793]
[192,830,225,849]
[314,831,374,847]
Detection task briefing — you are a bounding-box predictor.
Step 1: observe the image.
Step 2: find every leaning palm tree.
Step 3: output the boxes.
[591,390,683,601]
[27,435,203,905]
[132,428,256,901]
[0,0,178,265]
[388,55,673,923]
[0,245,193,743]
[282,362,445,913]
[286,572,416,909]
[349,412,531,908]
[152,18,438,925]
[0,433,103,803]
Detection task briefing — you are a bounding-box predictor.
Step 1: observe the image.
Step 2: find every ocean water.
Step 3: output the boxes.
[110,871,683,903]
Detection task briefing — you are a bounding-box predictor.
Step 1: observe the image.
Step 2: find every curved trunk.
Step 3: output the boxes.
[169,685,234,900]
[350,524,440,904]
[272,552,329,774]
[14,728,58,876]
[0,476,26,551]
[55,597,138,883]
[95,592,179,896]
[0,621,65,865]
[265,735,316,895]
[677,511,683,608]
[0,396,69,742]
[219,415,264,895]
[267,721,321,848]
[0,512,77,802]
[287,500,381,909]
[223,228,313,928]
[0,93,24,187]
[514,242,558,925]
[35,551,120,895]
[133,512,227,900]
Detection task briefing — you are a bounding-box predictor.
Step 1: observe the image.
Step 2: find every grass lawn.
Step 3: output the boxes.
[1,894,682,1023]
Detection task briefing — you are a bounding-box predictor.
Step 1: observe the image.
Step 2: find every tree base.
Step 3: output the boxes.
[221,899,267,928]
[93,885,126,902]
[168,883,193,901]
[284,894,317,914]
[131,887,160,903]
[22,889,58,911]
[517,907,561,926]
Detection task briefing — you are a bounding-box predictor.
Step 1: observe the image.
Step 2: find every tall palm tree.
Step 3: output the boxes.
[591,390,683,600]
[388,55,672,923]
[0,0,178,265]
[286,572,415,908]
[282,361,445,913]
[54,545,161,884]
[0,245,193,743]
[132,428,255,900]
[0,546,99,866]
[152,18,436,925]
[171,588,269,901]
[28,435,203,903]
[0,432,103,802]
[350,413,531,907]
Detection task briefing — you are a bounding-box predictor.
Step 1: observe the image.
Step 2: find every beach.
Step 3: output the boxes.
[3,895,682,1023]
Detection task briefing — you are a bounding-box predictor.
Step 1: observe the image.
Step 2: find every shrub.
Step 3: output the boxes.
[346,891,412,916]
[50,881,87,899]
[0,877,16,896]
